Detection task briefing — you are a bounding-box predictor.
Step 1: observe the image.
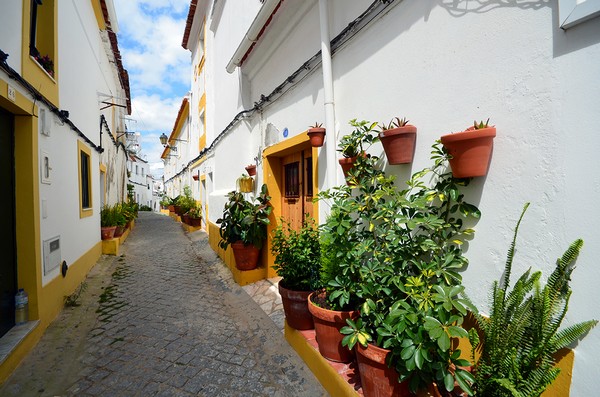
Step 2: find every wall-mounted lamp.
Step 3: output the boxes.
[159,133,187,146]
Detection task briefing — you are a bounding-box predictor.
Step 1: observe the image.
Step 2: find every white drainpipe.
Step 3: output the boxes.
[318,0,337,189]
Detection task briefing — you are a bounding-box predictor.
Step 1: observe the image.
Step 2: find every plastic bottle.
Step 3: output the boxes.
[15,288,28,325]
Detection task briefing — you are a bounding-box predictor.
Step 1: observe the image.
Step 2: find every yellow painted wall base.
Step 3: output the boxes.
[182,223,203,233]
[169,213,181,222]
[101,221,133,256]
[160,209,170,215]
[284,321,360,397]
[207,221,267,286]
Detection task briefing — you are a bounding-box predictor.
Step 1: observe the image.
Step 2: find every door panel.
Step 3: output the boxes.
[282,151,314,231]
[0,108,17,336]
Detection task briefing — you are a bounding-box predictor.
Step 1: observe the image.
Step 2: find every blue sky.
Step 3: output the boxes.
[113,0,192,177]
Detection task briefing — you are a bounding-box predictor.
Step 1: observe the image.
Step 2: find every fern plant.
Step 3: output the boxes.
[467,202,597,397]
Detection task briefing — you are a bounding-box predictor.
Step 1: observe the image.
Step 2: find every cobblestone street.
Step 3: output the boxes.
[0,212,325,397]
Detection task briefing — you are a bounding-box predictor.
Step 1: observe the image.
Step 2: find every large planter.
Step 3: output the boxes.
[182,214,190,225]
[356,343,411,397]
[168,205,175,213]
[278,283,314,330]
[308,291,358,363]
[189,217,202,227]
[101,226,116,240]
[231,241,260,270]
[173,205,183,215]
[440,126,496,178]
[307,127,326,147]
[379,125,417,164]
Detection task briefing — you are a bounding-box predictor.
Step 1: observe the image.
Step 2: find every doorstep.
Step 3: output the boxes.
[284,322,363,396]
[0,321,40,366]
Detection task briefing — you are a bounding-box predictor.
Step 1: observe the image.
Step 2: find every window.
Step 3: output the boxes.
[284,162,300,198]
[78,140,92,218]
[29,0,55,71]
[136,165,139,175]
[559,0,600,29]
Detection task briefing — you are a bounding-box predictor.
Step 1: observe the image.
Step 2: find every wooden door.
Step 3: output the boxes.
[281,150,314,231]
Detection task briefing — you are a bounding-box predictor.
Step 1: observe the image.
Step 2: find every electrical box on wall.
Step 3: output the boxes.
[43,236,61,276]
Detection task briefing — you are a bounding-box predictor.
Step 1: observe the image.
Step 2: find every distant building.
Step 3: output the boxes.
[0,0,130,380]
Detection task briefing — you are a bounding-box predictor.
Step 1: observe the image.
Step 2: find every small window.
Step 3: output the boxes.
[284,162,300,198]
[30,0,56,76]
[78,140,93,218]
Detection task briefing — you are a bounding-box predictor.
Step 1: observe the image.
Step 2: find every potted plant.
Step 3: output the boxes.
[337,119,379,181]
[320,142,479,395]
[378,117,417,164]
[307,122,326,147]
[464,203,597,397]
[440,119,496,178]
[100,204,117,240]
[217,184,272,270]
[186,204,203,227]
[245,164,257,176]
[271,217,322,330]
[34,54,54,77]
[113,203,127,238]
[237,173,254,193]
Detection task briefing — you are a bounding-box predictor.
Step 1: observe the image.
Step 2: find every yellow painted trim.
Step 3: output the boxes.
[263,131,319,278]
[284,323,360,396]
[0,80,36,115]
[21,0,59,106]
[77,140,93,218]
[99,163,107,205]
[90,0,106,30]
[101,222,133,256]
[197,55,205,76]
[171,100,190,140]
[189,156,207,169]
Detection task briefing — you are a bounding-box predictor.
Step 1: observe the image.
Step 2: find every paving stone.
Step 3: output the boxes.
[0,212,325,396]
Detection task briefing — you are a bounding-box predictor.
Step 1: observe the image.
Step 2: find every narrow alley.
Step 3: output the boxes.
[0,212,326,397]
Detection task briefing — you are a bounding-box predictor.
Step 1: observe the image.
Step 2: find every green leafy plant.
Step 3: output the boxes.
[271,217,322,291]
[64,281,87,307]
[100,204,118,227]
[176,185,195,215]
[309,122,323,129]
[466,203,598,397]
[217,184,272,249]
[472,118,490,130]
[378,116,410,131]
[186,203,202,219]
[321,140,480,394]
[337,119,379,158]
[35,54,54,77]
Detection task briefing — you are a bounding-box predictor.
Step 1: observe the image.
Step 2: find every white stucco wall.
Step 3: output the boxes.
[202,1,599,394]
[0,1,23,72]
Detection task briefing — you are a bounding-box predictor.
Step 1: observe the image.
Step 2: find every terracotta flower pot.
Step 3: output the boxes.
[193,174,199,181]
[379,125,417,164]
[245,165,257,176]
[173,205,183,215]
[101,226,116,240]
[308,291,358,363]
[440,126,496,178]
[168,205,175,212]
[307,127,326,147]
[189,217,202,227]
[231,241,260,270]
[113,225,125,238]
[278,283,314,330]
[356,343,411,397]
[182,214,190,224]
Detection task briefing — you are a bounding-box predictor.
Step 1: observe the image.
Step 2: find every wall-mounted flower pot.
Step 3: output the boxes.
[379,125,417,164]
[238,178,253,193]
[192,174,199,181]
[308,291,358,363]
[440,126,496,178]
[278,283,314,330]
[231,241,260,270]
[356,343,411,397]
[245,164,257,176]
[307,127,326,147]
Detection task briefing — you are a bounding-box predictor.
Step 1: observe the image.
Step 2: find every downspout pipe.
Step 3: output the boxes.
[319,0,337,189]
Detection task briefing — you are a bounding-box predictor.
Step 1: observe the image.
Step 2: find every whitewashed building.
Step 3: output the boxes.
[172,0,600,394]
[0,0,130,380]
